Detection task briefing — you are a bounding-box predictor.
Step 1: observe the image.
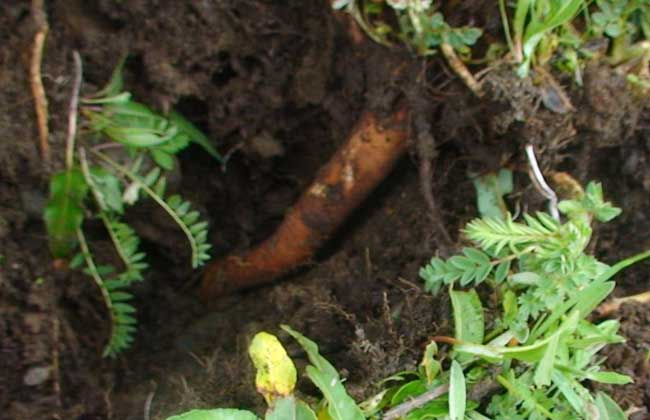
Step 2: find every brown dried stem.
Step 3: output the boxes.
[30,0,50,162]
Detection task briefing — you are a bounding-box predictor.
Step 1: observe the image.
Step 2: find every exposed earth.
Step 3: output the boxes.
[1,1,649,419]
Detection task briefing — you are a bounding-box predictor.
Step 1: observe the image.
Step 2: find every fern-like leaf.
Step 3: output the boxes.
[96,152,212,268]
[420,247,494,294]
[464,214,561,255]
[105,219,148,283]
[73,229,137,357]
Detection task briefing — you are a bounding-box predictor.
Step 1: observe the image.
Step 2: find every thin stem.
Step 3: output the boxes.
[76,227,115,342]
[65,51,83,169]
[499,0,515,56]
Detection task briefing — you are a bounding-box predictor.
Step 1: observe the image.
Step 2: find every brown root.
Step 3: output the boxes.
[201,108,409,300]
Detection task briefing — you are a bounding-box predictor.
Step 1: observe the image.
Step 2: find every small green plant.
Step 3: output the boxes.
[417,180,650,418]
[334,0,482,55]
[498,0,585,77]
[44,55,219,357]
[333,1,484,95]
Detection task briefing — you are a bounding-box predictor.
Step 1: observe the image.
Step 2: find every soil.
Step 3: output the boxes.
[1,1,649,419]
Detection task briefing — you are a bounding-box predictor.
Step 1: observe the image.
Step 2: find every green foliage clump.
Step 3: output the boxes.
[333,0,483,56]
[44,57,219,357]
[416,180,648,418]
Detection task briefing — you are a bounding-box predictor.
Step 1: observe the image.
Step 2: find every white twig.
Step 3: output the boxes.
[65,51,83,169]
[382,384,449,420]
[525,144,559,220]
[143,387,156,420]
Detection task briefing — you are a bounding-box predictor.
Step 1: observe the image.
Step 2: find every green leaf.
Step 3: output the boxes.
[266,396,317,420]
[420,341,441,384]
[151,149,175,170]
[44,169,88,257]
[88,167,124,213]
[165,409,259,420]
[404,397,450,419]
[472,169,512,220]
[595,392,627,420]
[169,111,222,162]
[551,370,588,416]
[451,289,484,345]
[95,54,127,98]
[449,361,466,420]
[391,380,428,406]
[494,260,510,283]
[249,332,297,404]
[534,330,559,386]
[281,325,364,420]
[587,371,633,385]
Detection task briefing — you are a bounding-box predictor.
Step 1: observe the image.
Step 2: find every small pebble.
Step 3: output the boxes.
[23,366,51,386]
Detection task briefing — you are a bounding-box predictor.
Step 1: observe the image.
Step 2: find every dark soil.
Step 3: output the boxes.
[1,1,650,419]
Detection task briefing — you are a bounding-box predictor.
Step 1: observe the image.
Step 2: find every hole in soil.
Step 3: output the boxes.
[211,52,237,87]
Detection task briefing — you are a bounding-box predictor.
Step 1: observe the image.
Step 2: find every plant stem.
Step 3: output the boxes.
[65,51,83,170]
[76,228,115,337]
[499,0,515,56]
[78,148,132,271]
[382,384,449,420]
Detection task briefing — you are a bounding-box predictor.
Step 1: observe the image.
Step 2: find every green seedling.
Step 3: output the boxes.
[591,0,650,61]
[499,0,585,77]
[44,55,219,356]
